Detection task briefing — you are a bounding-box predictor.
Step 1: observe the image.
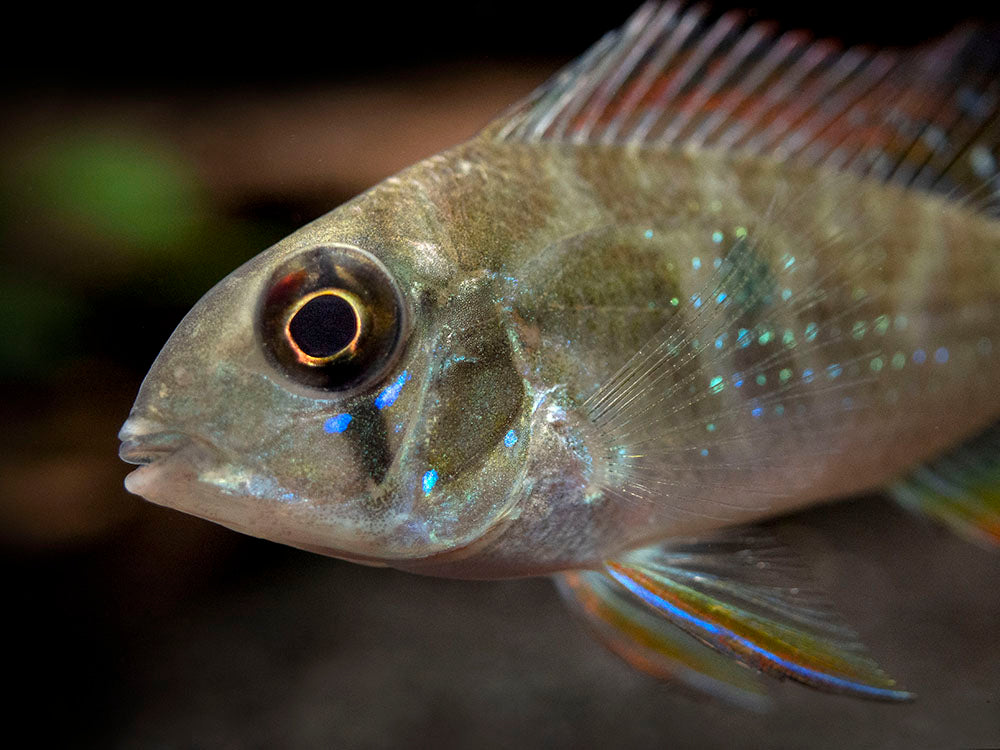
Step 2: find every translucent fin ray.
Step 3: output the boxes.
[602,534,913,701]
[487,3,1000,215]
[890,422,1000,547]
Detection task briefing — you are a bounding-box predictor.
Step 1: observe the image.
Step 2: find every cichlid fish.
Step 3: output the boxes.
[119,3,1000,706]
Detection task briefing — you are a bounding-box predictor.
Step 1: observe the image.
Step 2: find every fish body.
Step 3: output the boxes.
[120,3,1000,702]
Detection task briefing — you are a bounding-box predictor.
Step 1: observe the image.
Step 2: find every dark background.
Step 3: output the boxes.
[2,3,999,747]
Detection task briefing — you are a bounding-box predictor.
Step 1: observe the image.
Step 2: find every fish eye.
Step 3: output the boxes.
[258,245,407,393]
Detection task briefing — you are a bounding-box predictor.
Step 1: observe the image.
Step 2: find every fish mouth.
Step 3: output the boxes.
[119,433,190,465]
[118,416,223,515]
[118,416,192,466]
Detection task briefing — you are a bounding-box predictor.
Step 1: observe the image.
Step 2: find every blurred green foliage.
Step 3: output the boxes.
[1,129,297,382]
[28,136,206,256]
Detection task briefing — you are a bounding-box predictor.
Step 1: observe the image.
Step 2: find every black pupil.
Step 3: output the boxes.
[288,294,358,358]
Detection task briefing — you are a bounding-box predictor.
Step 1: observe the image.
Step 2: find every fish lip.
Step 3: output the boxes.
[118,416,193,466]
[118,434,190,465]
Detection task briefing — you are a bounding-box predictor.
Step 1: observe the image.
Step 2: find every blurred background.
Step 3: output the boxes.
[2,2,999,747]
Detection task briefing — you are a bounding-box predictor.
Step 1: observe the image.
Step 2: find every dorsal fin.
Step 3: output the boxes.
[487,2,1000,214]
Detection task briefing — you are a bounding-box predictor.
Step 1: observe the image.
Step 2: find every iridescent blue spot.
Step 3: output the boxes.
[738,328,751,347]
[733,374,744,388]
[712,231,723,244]
[715,336,725,350]
[709,375,724,394]
[913,349,926,364]
[323,413,352,433]
[804,322,818,342]
[422,469,438,495]
[934,347,949,363]
[827,363,842,379]
[375,370,411,410]
[802,368,814,383]
[692,257,702,270]
[692,294,703,308]
[781,288,792,302]
[783,255,796,270]
[713,257,722,269]
[644,229,654,239]
[751,406,763,419]
[700,448,709,457]
[717,292,727,303]
[504,429,518,447]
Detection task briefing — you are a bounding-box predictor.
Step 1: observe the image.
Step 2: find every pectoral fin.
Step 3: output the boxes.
[890,423,1000,547]
[583,533,913,701]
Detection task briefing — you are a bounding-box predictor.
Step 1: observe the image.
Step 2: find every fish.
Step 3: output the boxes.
[118,2,1000,707]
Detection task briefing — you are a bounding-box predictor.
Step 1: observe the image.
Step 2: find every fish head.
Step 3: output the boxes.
[119,191,533,565]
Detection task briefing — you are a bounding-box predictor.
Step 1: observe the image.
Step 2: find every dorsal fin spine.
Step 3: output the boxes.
[797,52,898,169]
[566,1,671,142]
[656,19,772,147]
[633,9,742,144]
[550,4,658,142]
[715,40,836,151]
[604,3,708,143]
[780,52,896,163]
[746,47,869,156]
[525,33,619,141]
[689,29,804,149]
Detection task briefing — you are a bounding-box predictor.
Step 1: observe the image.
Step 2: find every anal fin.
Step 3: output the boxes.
[596,533,913,701]
[890,422,1000,547]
